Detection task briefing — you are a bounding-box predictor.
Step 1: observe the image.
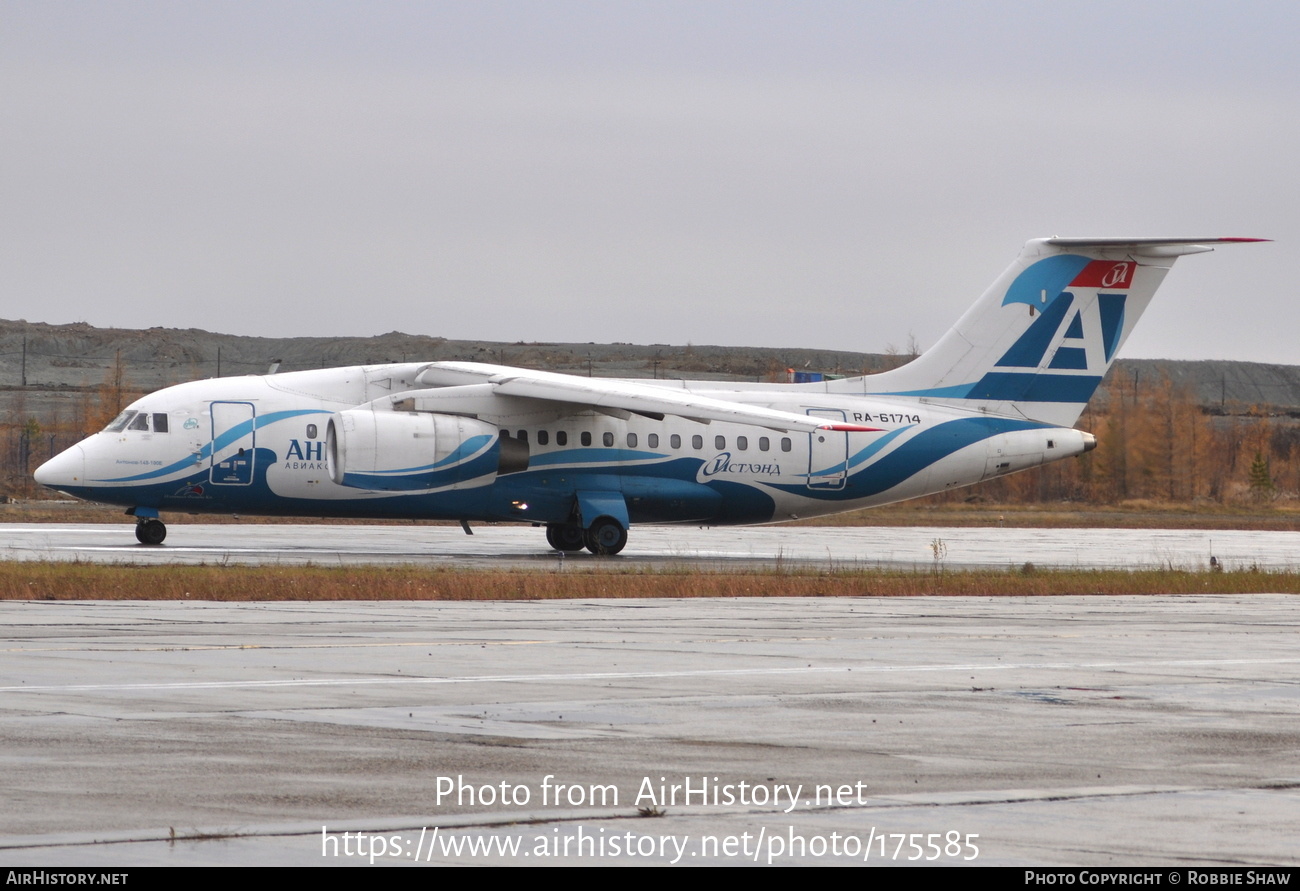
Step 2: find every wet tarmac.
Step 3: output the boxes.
[1,594,1297,866]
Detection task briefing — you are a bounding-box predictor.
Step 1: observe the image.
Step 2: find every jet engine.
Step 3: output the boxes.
[326,410,528,491]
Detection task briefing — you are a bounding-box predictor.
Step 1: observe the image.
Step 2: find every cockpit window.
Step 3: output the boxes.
[106,411,169,433]
[105,411,136,433]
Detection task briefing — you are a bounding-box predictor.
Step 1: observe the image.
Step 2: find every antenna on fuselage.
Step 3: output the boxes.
[267,359,281,375]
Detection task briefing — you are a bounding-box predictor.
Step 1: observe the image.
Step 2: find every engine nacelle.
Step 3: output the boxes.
[326,410,527,491]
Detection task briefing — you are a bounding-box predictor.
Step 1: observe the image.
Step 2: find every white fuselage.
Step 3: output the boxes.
[36,363,1091,529]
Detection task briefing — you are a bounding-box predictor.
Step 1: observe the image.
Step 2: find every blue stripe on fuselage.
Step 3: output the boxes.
[773,416,1047,501]
[92,409,330,482]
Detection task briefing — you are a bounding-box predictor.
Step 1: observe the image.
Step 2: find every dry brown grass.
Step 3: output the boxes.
[786,501,1300,531]
[2,562,1298,601]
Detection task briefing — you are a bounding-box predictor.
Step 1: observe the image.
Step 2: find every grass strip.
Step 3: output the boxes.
[3,563,1300,601]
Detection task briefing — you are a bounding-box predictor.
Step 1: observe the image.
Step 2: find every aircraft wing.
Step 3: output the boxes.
[413,361,880,433]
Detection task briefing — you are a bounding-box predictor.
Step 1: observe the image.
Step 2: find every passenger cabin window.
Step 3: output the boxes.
[736,436,748,451]
[556,431,568,446]
[306,423,318,439]
[759,437,770,451]
[537,430,549,446]
[516,430,528,443]
[581,432,591,446]
[692,435,703,450]
[603,432,614,447]
[647,433,658,448]
[627,433,637,448]
[781,437,792,452]
[670,434,681,449]
[715,435,726,450]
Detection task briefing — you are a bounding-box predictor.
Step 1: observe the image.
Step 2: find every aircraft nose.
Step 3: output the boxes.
[34,444,86,489]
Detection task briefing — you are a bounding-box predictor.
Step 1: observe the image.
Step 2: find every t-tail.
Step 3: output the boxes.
[842,237,1266,427]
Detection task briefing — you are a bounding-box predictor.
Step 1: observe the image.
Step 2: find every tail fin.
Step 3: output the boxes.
[848,237,1265,426]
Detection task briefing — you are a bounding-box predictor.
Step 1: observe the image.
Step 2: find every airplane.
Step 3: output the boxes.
[34,237,1263,554]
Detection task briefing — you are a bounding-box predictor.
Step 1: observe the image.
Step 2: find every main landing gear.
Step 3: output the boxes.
[545,522,585,552]
[545,517,628,556]
[135,518,167,545]
[583,516,628,556]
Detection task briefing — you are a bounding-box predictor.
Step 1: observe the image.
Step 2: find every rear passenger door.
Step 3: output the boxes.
[806,409,848,490]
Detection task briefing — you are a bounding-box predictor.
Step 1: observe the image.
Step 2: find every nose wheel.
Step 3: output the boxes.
[135,518,167,545]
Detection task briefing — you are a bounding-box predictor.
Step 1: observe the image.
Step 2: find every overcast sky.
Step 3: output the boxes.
[2,1,1295,363]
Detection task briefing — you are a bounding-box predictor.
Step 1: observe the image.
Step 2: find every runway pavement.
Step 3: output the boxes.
[1,594,1297,866]
[3,521,1299,570]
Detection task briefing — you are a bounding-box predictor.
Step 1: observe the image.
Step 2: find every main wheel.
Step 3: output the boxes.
[135,519,167,545]
[583,516,627,556]
[545,523,585,552]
